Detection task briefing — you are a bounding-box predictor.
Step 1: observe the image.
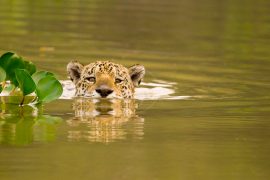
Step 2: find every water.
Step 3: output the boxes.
[1,0,270,179]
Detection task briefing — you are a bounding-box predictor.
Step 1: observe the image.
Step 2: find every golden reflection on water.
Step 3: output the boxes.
[0,97,144,145]
[67,98,144,143]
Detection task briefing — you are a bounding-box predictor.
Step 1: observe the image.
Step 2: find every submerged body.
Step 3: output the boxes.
[67,61,145,98]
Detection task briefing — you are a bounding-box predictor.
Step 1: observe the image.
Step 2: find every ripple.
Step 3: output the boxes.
[60,80,191,100]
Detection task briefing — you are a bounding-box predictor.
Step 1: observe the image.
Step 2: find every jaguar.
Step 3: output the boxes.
[67,61,145,98]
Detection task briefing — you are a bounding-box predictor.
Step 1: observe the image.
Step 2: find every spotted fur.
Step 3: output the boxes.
[67,61,145,98]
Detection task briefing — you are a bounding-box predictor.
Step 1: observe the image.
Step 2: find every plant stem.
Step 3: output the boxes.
[20,95,25,106]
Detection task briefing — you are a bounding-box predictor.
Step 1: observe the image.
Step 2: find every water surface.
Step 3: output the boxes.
[1,0,270,179]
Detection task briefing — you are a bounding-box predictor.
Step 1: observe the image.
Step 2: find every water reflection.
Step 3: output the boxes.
[0,102,62,145]
[67,98,144,143]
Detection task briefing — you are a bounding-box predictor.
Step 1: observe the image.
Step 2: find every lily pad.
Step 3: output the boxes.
[15,69,36,96]
[0,52,25,86]
[24,60,36,75]
[32,71,54,85]
[36,75,63,103]
[0,66,6,82]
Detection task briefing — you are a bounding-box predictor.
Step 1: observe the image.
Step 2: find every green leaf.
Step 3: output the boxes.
[15,69,36,96]
[0,52,25,86]
[0,66,6,82]
[32,71,54,85]
[24,60,36,75]
[0,84,2,93]
[0,52,14,68]
[36,76,63,103]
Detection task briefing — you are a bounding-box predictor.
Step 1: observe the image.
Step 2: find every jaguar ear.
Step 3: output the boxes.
[129,64,145,87]
[67,61,84,84]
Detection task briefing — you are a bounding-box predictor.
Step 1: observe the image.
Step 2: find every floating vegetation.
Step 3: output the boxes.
[0,52,63,105]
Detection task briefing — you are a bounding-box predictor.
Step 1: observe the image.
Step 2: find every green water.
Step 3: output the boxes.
[1,0,270,179]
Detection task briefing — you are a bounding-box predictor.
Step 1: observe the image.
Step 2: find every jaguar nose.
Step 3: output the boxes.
[96,86,113,98]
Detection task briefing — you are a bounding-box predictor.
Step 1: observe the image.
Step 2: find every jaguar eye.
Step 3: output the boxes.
[115,78,123,84]
[85,77,95,82]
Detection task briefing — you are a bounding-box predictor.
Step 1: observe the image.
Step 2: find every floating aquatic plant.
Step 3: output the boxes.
[0,52,63,105]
